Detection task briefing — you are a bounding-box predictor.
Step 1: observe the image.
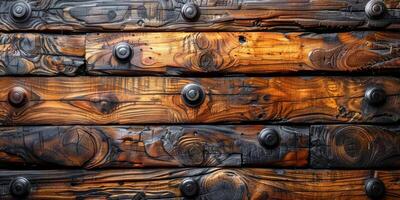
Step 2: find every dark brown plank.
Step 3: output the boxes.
[0,125,308,168]
[86,32,400,75]
[0,168,398,199]
[0,76,398,125]
[0,33,85,76]
[311,125,400,168]
[0,0,399,32]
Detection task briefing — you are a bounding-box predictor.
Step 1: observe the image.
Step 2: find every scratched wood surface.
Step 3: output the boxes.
[311,125,400,169]
[0,125,308,168]
[0,76,399,125]
[0,0,399,32]
[0,33,85,76]
[0,168,399,199]
[86,32,400,75]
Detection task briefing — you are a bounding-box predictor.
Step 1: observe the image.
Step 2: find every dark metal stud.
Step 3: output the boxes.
[365,178,385,199]
[113,42,132,62]
[181,3,200,21]
[8,87,28,107]
[180,178,199,197]
[258,128,280,149]
[9,177,31,198]
[365,0,386,19]
[181,83,205,107]
[365,87,386,106]
[10,1,31,22]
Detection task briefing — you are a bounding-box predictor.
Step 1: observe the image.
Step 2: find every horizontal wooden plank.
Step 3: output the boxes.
[0,168,398,199]
[0,33,85,76]
[311,125,400,168]
[0,76,398,125]
[86,32,400,75]
[0,125,308,168]
[0,0,399,32]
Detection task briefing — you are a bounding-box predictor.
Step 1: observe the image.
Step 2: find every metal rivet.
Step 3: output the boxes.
[10,1,31,22]
[180,178,199,197]
[181,83,205,107]
[113,42,132,62]
[181,3,200,21]
[9,177,31,198]
[365,178,385,199]
[8,87,28,107]
[365,87,386,106]
[258,128,280,149]
[365,0,386,19]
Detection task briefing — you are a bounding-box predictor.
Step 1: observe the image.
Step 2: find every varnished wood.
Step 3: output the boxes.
[0,168,399,199]
[0,0,399,32]
[0,33,85,76]
[87,32,400,75]
[0,125,308,168]
[311,125,400,168]
[0,76,398,125]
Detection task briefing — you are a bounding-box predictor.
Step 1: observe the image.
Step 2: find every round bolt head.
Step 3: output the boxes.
[365,0,386,19]
[113,42,132,62]
[181,3,200,21]
[258,128,280,149]
[365,178,385,199]
[365,87,386,106]
[9,177,31,198]
[181,83,205,107]
[8,87,28,107]
[10,1,31,22]
[180,178,199,197]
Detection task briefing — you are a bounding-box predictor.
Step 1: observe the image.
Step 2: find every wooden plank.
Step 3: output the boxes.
[0,125,308,168]
[311,125,400,168]
[0,168,398,199]
[0,76,398,125]
[0,33,85,76]
[86,32,400,75]
[0,0,399,32]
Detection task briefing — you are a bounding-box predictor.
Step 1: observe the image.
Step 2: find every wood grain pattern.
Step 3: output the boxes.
[311,125,400,168]
[0,33,85,76]
[0,0,399,32]
[0,168,399,199]
[0,125,308,168]
[0,76,398,125]
[86,32,400,75]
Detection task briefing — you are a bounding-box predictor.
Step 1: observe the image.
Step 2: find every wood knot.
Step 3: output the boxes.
[199,52,217,72]
[92,94,119,114]
[201,170,248,200]
[176,137,205,166]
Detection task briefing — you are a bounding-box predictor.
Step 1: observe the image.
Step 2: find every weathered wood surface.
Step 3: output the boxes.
[0,76,399,125]
[0,125,309,168]
[87,32,400,75]
[0,33,85,76]
[0,168,399,199]
[311,125,400,168]
[0,0,399,32]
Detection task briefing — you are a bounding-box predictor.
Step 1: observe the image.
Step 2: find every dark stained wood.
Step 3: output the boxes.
[0,168,399,199]
[86,32,400,75]
[0,33,85,76]
[0,0,399,32]
[311,125,400,168]
[0,76,398,125]
[0,125,308,168]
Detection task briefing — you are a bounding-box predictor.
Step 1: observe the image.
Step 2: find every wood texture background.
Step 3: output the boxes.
[0,33,85,76]
[0,0,399,32]
[0,168,399,199]
[86,32,400,75]
[0,76,398,125]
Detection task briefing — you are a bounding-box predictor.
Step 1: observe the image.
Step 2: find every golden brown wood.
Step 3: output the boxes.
[0,33,85,76]
[0,0,399,32]
[86,32,400,75]
[0,76,398,125]
[0,168,399,199]
[0,125,308,168]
